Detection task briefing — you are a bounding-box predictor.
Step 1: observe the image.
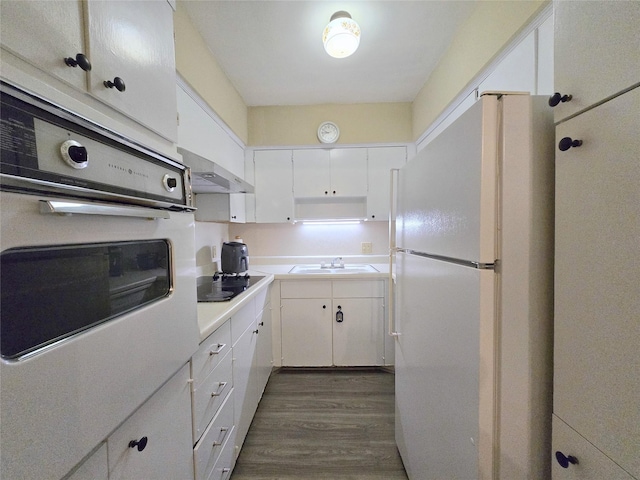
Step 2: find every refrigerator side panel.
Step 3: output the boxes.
[497,95,555,479]
[395,252,495,479]
[396,95,497,263]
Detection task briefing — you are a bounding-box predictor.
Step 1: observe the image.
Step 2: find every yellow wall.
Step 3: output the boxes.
[248,103,412,146]
[412,0,548,140]
[174,0,547,147]
[173,2,249,144]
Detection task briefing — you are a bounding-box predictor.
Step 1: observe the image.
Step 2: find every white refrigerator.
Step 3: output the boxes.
[392,93,555,479]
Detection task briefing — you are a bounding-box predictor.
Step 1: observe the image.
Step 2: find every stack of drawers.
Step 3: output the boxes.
[191,320,236,480]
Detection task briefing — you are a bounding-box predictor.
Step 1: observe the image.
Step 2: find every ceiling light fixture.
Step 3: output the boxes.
[322,11,360,59]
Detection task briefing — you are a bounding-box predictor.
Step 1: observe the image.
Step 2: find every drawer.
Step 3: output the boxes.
[194,391,235,480]
[206,429,236,480]
[231,302,255,346]
[552,415,635,479]
[192,321,231,386]
[280,280,332,298]
[332,280,384,298]
[192,350,233,442]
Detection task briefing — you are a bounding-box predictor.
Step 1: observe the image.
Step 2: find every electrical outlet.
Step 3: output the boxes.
[361,242,373,254]
[212,245,217,258]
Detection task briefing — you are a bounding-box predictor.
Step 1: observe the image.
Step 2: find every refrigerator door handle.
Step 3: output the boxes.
[388,168,401,337]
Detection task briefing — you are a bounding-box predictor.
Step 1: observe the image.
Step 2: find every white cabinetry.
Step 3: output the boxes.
[293,148,367,198]
[552,1,640,123]
[552,5,639,477]
[366,146,406,220]
[0,0,177,141]
[194,193,247,223]
[107,364,194,480]
[253,150,294,223]
[280,279,385,367]
[232,286,272,459]
[66,444,108,480]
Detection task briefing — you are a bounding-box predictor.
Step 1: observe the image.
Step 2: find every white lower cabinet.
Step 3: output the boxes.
[194,392,235,480]
[107,364,194,480]
[552,415,635,480]
[280,279,386,367]
[66,443,108,480]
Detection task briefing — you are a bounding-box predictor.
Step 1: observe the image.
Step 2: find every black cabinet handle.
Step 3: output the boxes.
[548,92,572,107]
[128,436,148,452]
[555,451,578,468]
[322,305,326,309]
[253,329,259,334]
[64,53,92,71]
[559,137,583,151]
[104,77,126,92]
[336,305,344,323]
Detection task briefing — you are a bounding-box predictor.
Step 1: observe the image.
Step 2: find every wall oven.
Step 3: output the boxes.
[0,81,200,480]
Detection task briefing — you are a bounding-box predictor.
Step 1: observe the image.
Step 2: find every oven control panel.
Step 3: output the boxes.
[0,81,191,210]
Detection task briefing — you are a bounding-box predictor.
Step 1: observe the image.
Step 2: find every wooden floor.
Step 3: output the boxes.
[231,368,408,480]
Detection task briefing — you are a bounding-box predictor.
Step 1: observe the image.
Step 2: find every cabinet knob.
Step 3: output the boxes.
[104,77,126,92]
[64,53,92,71]
[231,215,237,219]
[323,305,327,309]
[559,137,583,151]
[253,329,259,334]
[332,190,336,195]
[325,190,329,195]
[548,92,573,107]
[555,451,578,468]
[128,436,148,452]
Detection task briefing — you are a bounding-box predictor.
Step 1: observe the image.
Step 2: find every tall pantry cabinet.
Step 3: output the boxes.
[551,2,640,479]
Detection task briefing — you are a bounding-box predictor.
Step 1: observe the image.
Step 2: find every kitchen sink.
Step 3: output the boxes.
[289,264,379,274]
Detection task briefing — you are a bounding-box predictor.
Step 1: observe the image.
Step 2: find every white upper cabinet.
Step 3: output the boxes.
[552,1,640,122]
[366,146,406,221]
[0,1,86,91]
[1,0,178,142]
[254,150,294,223]
[293,148,368,198]
[85,0,177,141]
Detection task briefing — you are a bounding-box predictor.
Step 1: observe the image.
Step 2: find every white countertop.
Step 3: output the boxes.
[196,260,392,342]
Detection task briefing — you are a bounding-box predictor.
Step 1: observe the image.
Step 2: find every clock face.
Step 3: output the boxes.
[317,122,340,144]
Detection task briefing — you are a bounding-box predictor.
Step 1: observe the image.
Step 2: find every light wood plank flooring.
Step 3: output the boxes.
[231,367,408,480]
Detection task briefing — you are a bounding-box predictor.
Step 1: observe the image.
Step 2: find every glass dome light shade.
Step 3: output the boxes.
[323,12,360,59]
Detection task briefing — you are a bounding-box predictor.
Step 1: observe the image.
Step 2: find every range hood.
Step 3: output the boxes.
[178,147,254,194]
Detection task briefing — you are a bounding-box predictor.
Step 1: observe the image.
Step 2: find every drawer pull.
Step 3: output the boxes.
[548,92,573,107]
[212,427,230,447]
[209,343,226,355]
[221,468,231,479]
[555,451,578,468]
[211,382,228,397]
[128,436,148,452]
[558,137,583,151]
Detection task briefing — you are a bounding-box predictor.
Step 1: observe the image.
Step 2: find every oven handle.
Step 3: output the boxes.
[39,200,171,219]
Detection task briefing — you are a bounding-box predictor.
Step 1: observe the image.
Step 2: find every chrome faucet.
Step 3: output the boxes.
[330,257,344,268]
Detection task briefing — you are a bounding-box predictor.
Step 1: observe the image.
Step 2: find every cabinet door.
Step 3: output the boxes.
[366,146,406,220]
[333,298,384,366]
[254,150,294,223]
[232,322,258,453]
[281,298,332,366]
[553,1,640,122]
[0,0,86,91]
[293,149,331,197]
[329,148,368,197]
[552,415,635,480]
[108,364,194,480]
[66,443,108,480]
[554,88,640,477]
[85,0,177,141]
[256,300,273,395]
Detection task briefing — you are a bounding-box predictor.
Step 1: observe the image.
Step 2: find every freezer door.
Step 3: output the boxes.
[395,252,496,479]
[396,95,498,264]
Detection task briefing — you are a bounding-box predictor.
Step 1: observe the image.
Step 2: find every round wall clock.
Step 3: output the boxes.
[317,121,340,144]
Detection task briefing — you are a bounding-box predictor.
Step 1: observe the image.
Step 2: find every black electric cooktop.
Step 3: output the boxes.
[196,273,264,302]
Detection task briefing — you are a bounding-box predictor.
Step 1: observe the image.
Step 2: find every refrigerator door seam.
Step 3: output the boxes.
[396,248,496,270]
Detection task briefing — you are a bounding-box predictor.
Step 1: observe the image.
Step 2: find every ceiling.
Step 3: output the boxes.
[181,1,478,107]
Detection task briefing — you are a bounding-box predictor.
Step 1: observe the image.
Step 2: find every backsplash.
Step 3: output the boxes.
[229,222,389,258]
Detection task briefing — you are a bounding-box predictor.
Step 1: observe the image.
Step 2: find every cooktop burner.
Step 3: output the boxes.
[196,273,264,302]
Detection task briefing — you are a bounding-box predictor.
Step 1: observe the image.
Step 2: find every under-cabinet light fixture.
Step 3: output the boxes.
[300,219,362,225]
